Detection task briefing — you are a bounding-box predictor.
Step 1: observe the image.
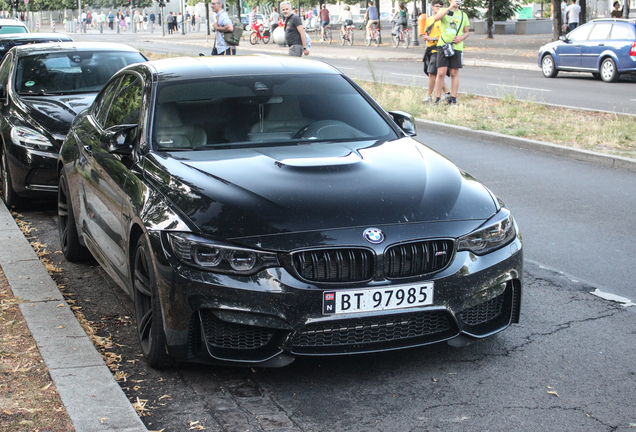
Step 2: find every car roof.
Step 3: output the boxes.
[142,55,342,82]
[0,33,73,42]
[0,19,27,25]
[590,18,636,24]
[12,42,142,56]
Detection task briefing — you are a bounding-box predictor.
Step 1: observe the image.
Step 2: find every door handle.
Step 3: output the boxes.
[83,145,92,156]
[598,43,604,46]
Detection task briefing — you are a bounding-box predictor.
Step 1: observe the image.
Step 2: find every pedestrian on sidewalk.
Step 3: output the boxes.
[281,1,309,57]
[421,0,450,103]
[434,0,469,106]
[566,0,580,32]
[270,7,280,31]
[211,0,235,55]
[611,1,623,17]
[108,11,114,30]
[149,11,155,29]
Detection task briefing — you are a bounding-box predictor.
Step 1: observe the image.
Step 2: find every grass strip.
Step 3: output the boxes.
[356,79,636,160]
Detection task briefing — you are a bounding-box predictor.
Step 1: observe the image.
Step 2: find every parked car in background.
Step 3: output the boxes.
[0,33,73,61]
[539,18,636,82]
[0,18,28,34]
[58,55,523,369]
[0,42,147,208]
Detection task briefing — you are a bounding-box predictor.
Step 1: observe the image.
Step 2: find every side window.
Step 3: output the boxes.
[588,23,611,40]
[610,24,635,40]
[104,74,143,129]
[568,24,592,41]
[94,77,122,127]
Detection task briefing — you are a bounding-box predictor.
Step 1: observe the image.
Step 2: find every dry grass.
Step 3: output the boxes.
[357,79,636,160]
[0,269,74,432]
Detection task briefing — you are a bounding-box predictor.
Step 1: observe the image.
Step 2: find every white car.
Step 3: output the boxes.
[0,19,29,34]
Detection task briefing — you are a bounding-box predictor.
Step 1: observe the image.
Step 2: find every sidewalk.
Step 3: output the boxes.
[61,25,547,70]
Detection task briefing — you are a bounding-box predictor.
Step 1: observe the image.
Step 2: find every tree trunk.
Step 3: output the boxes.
[623,0,630,18]
[205,0,210,35]
[486,0,493,39]
[580,0,586,24]
[552,0,561,40]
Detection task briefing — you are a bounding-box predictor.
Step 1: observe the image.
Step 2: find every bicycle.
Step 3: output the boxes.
[391,23,409,48]
[320,25,332,44]
[364,23,381,47]
[249,23,271,44]
[339,24,354,46]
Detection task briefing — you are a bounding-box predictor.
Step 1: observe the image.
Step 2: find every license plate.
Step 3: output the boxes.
[322,283,434,315]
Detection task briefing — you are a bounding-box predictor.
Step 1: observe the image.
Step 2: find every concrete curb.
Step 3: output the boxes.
[0,203,147,432]
[415,118,636,172]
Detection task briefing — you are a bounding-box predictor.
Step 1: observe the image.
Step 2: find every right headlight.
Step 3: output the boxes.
[457,208,516,256]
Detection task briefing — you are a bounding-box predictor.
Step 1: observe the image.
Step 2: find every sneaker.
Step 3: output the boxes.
[422,94,432,103]
[319,39,324,43]
[447,96,457,106]
[440,92,451,101]
[434,97,441,105]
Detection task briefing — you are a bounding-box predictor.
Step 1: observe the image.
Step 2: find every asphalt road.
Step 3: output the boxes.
[16,129,636,432]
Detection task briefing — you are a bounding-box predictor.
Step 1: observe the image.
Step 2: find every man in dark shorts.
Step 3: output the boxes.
[282,1,309,57]
[434,0,469,106]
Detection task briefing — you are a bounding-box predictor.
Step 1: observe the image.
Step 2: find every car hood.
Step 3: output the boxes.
[18,94,97,135]
[144,138,497,239]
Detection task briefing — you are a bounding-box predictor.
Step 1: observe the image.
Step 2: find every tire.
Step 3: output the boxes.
[57,171,90,262]
[391,34,398,47]
[263,32,270,44]
[541,54,558,78]
[600,57,619,82]
[133,236,175,369]
[1,150,22,209]
[339,31,345,45]
[374,34,380,47]
[325,27,332,44]
[250,31,258,45]
[402,31,410,48]
[347,29,353,46]
[364,34,371,46]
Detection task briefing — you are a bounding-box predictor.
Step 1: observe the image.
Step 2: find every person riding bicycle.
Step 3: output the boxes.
[338,5,354,38]
[364,1,379,38]
[319,4,330,43]
[391,2,408,36]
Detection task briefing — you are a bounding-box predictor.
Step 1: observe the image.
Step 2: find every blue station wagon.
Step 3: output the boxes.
[538,18,636,82]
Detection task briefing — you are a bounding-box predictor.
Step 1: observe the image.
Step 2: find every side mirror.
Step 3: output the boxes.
[559,35,567,41]
[389,111,417,136]
[104,124,137,155]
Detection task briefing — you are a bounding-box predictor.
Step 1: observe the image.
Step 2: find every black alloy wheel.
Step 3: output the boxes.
[57,171,90,262]
[133,236,175,369]
[1,150,22,209]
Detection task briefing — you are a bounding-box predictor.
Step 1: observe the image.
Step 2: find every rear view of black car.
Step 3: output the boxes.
[0,42,147,208]
[57,56,523,369]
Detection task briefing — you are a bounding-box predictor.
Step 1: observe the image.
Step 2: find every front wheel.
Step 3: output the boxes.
[250,31,258,45]
[1,150,22,209]
[347,29,354,46]
[600,57,619,82]
[391,33,398,47]
[339,30,345,45]
[541,54,558,78]
[134,235,175,369]
[325,27,332,44]
[364,33,371,46]
[402,31,410,48]
[58,171,90,262]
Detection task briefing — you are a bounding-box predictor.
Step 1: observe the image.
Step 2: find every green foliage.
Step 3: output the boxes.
[491,0,520,20]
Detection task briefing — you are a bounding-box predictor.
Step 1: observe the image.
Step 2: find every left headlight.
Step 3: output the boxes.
[166,232,280,275]
[10,126,54,150]
[457,208,516,256]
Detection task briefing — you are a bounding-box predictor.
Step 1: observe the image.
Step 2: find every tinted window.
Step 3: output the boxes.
[0,25,27,34]
[588,23,612,40]
[153,74,398,150]
[0,53,12,87]
[610,23,635,39]
[105,74,143,128]
[568,24,592,41]
[94,76,122,127]
[14,50,146,95]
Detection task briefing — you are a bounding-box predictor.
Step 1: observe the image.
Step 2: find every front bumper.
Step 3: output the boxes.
[147,230,523,367]
[6,143,58,196]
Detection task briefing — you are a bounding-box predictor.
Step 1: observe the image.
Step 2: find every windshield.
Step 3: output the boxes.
[15,50,146,95]
[0,25,27,34]
[153,74,398,150]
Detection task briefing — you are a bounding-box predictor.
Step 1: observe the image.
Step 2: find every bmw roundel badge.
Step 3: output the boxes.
[363,228,385,245]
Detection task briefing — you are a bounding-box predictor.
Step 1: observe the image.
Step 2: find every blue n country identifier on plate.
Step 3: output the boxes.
[323,282,434,315]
